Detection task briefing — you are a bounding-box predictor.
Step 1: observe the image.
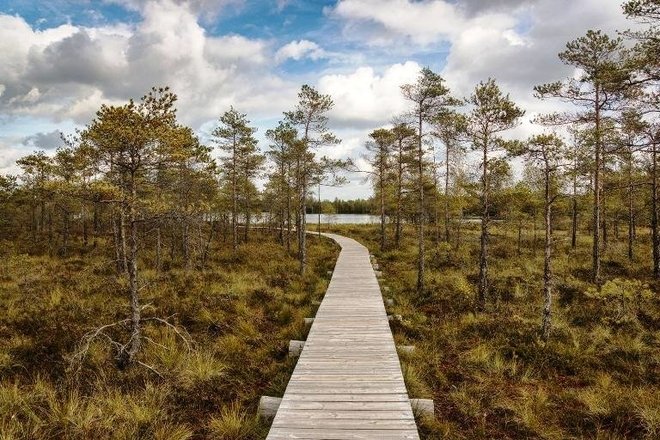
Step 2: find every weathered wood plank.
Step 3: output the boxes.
[278,401,413,411]
[266,233,420,439]
[267,429,418,439]
[280,393,411,402]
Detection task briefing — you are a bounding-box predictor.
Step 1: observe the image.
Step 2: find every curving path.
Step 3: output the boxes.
[267,232,419,439]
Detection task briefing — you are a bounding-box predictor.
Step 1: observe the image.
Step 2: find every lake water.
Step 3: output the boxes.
[305,214,380,224]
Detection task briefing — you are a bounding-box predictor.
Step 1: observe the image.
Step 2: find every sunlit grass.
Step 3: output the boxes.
[328,223,660,439]
[0,232,339,439]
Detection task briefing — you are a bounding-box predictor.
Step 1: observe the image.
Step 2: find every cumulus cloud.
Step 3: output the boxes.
[456,0,536,16]
[0,143,26,176]
[275,39,327,63]
[329,0,520,47]
[0,0,294,127]
[328,0,632,91]
[21,130,63,151]
[329,0,638,137]
[442,0,631,93]
[318,61,421,127]
[0,0,645,197]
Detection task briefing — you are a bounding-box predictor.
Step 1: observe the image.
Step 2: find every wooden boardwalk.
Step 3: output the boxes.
[267,233,420,439]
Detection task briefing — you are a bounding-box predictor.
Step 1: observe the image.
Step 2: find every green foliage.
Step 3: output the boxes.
[585,278,653,326]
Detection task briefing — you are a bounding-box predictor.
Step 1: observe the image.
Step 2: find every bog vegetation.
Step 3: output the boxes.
[0,82,344,438]
[0,1,659,439]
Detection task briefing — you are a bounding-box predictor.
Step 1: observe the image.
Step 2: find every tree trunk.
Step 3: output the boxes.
[93,201,100,233]
[82,205,88,248]
[541,164,553,341]
[62,209,69,257]
[592,86,602,284]
[571,164,578,249]
[121,181,141,368]
[652,138,659,278]
[571,198,578,249]
[201,219,215,268]
[444,145,451,243]
[48,210,53,255]
[416,112,425,295]
[279,206,285,246]
[379,162,386,252]
[433,155,440,244]
[279,163,286,246]
[614,218,619,241]
[232,156,238,255]
[120,208,128,274]
[112,211,122,272]
[299,177,307,274]
[602,215,608,253]
[477,140,489,311]
[286,177,292,254]
[245,185,251,243]
[395,141,403,248]
[627,163,634,262]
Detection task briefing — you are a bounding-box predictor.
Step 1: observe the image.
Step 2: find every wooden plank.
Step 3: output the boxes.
[278,401,413,411]
[272,417,417,428]
[280,393,411,402]
[266,233,420,439]
[271,410,415,420]
[268,429,418,439]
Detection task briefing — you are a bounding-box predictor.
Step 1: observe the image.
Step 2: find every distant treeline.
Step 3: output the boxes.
[307,198,372,214]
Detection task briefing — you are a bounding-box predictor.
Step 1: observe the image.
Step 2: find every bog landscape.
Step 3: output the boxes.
[0,1,659,439]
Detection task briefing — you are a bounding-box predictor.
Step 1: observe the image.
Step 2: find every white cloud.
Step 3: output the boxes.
[0,142,27,176]
[331,0,459,45]
[329,0,521,48]
[0,0,647,199]
[318,61,421,126]
[329,0,638,140]
[275,39,327,63]
[205,35,268,66]
[0,0,290,127]
[329,0,633,101]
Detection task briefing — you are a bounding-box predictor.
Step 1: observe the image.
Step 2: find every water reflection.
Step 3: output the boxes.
[305,214,380,224]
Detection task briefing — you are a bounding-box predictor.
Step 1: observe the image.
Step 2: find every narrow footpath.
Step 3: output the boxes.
[267,232,420,439]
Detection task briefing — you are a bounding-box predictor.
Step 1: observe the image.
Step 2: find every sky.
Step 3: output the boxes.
[0,0,637,199]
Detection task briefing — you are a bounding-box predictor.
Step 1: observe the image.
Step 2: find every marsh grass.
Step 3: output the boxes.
[329,223,660,439]
[0,232,339,439]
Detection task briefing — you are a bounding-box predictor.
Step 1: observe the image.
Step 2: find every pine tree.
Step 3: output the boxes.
[466,79,524,311]
[535,30,628,283]
[401,67,458,295]
[432,110,467,244]
[212,107,259,256]
[512,134,567,339]
[284,85,340,274]
[390,122,416,248]
[365,128,395,252]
